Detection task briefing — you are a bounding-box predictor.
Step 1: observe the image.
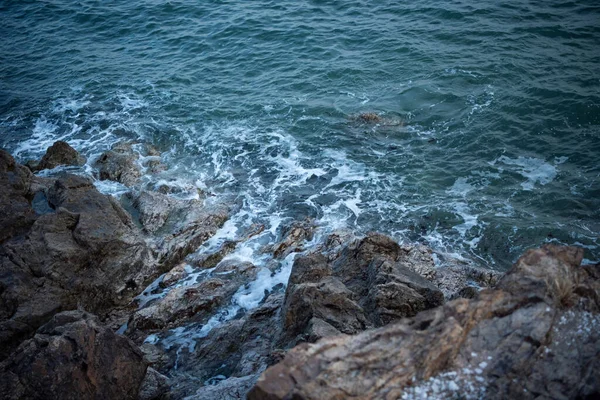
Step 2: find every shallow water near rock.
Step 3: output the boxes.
[2,0,599,269]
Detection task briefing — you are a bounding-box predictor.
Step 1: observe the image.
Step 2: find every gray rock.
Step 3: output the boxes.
[153,200,230,269]
[431,261,502,300]
[167,294,284,399]
[184,375,259,400]
[129,190,178,233]
[364,259,444,325]
[129,264,258,333]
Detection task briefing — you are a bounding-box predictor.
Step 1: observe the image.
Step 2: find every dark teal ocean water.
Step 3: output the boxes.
[2,0,600,268]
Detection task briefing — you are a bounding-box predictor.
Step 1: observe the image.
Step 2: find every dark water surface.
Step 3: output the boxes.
[2,0,600,268]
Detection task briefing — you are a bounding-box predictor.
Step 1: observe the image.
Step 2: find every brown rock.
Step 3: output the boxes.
[0,150,36,243]
[281,276,369,345]
[96,142,142,186]
[30,141,86,172]
[357,112,381,123]
[279,233,443,347]
[249,245,600,400]
[0,172,155,359]
[0,311,147,400]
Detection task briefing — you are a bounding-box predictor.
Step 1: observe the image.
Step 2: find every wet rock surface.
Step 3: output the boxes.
[0,161,156,359]
[271,219,315,259]
[167,293,284,399]
[128,263,258,333]
[0,311,147,400]
[250,245,600,400]
[0,145,231,398]
[96,142,143,186]
[280,233,444,347]
[27,140,87,172]
[1,143,597,400]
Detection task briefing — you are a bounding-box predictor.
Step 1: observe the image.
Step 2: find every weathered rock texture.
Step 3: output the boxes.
[28,140,87,172]
[0,148,228,363]
[0,169,155,358]
[250,245,600,400]
[0,150,37,243]
[0,311,147,400]
[167,293,284,399]
[280,233,444,347]
[128,263,257,333]
[96,142,142,186]
[127,189,230,268]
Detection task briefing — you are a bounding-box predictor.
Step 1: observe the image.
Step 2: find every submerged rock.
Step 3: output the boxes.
[0,311,147,400]
[249,245,600,400]
[357,112,382,123]
[27,140,86,172]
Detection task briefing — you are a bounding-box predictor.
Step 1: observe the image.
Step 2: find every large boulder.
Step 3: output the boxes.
[0,171,155,359]
[249,245,600,400]
[0,311,147,400]
[28,141,86,172]
[279,233,444,347]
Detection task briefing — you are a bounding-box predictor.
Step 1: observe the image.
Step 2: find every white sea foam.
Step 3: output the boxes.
[13,117,60,158]
[448,177,474,197]
[495,155,558,190]
[93,179,130,197]
[234,252,297,310]
[135,273,166,309]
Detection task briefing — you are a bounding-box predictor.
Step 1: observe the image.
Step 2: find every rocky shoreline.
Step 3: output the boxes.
[0,142,598,399]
